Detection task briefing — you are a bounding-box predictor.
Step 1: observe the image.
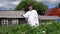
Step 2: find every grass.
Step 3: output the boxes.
[0,21,60,34]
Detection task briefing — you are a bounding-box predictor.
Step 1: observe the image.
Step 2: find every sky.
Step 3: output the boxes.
[0,0,60,10]
[37,0,59,8]
[0,0,21,10]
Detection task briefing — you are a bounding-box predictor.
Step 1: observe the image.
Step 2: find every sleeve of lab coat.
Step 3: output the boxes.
[23,12,29,18]
[35,10,39,23]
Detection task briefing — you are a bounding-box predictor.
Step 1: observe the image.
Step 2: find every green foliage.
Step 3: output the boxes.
[0,21,60,34]
[15,0,48,15]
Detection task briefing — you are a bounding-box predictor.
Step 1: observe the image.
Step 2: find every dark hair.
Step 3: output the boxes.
[28,4,32,7]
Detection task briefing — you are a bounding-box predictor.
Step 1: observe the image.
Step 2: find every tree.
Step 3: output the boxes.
[58,3,60,8]
[15,0,48,15]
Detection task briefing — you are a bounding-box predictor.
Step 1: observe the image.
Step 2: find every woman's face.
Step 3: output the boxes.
[28,6,32,11]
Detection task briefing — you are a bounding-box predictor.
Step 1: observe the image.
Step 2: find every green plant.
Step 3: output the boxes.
[0,21,60,34]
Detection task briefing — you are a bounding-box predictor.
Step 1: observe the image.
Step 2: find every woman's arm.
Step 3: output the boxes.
[23,11,30,18]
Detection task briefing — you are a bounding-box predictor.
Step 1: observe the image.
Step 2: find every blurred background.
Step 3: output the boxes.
[0,0,60,15]
[0,0,60,10]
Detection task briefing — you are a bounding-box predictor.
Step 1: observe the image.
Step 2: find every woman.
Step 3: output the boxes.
[23,4,39,27]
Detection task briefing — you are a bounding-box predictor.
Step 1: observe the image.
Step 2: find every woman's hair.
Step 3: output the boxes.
[28,4,32,7]
[26,4,33,11]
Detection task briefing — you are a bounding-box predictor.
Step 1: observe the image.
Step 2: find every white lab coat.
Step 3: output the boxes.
[23,10,39,27]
